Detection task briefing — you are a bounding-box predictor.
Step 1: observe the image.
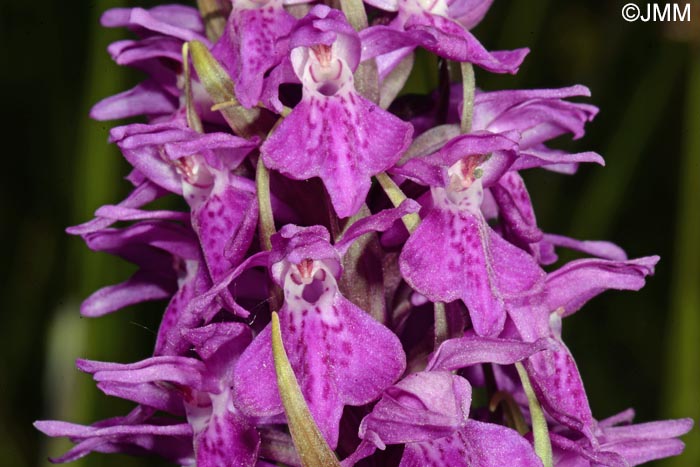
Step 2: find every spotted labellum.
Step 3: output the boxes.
[36,1,692,467]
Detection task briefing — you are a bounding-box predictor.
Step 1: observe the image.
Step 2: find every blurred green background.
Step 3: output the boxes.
[0,1,697,466]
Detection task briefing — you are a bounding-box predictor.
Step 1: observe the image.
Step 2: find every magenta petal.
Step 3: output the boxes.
[400,209,469,304]
[526,341,596,442]
[481,98,598,148]
[543,233,627,261]
[35,418,194,464]
[67,181,168,235]
[81,222,199,264]
[323,295,406,407]
[406,14,528,73]
[427,335,550,371]
[86,356,215,393]
[360,26,419,61]
[545,256,659,317]
[513,146,605,172]
[602,418,693,443]
[400,421,542,467]
[490,171,543,247]
[183,322,252,362]
[101,5,204,33]
[289,6,361,69]
[448,0,494,29]
[81,270,174,317]
[95,380,184,415]
[232,325,281,418]
[262,92,413,218]
[236,295,405,448]
[109,122,190,194]
[155,260,212,357]
[94,205,189,223]
[360,372,471,445]
[550,433,626,467]
[473,86,592,129]
[90,80,177,121]
[122,7,207,42]
[188,251,270,319]
[361,0,399,12]
[400,208,544,336]
[188,392,260,467]
[213,6,295,108]
[108,36,182,65]
[164,132,258,166]
[609,440,688,466]
[335,199,420,255]
[600,418,694,466]
[190,177,258,281]
[396,131,519,187]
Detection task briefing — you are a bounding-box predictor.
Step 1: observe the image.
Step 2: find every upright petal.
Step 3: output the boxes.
[212,0,296,108]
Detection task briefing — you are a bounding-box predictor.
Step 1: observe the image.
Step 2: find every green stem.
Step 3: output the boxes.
[256,158,282,313]
[516,362,553,467]
[460,62,475,134]
[434,302,448,347]
[375,172,420,233]
[256,158,276,251]
[182,43,204,134]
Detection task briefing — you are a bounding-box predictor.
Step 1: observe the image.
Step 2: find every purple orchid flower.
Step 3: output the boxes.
[261,5,414,218]
[232,201,419,448]
[66,182,222,355]
[361,0,528,80]
[397,132,546,337]
[109,115,260,284]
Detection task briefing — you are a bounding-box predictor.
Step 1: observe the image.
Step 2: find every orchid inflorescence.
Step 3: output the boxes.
[36,1,693,466]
